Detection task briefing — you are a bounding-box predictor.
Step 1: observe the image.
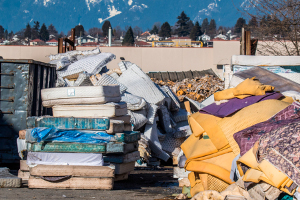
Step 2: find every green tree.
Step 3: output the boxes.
[47,24,58,38]
[234,17,246,34]
[102,21,112,37]
[40,23,49,41]
[8,31,14,39]
[4,30,8,40]
[187,20,194,35]
[0,26,4,39]
[159,22,172,38]
[122,26,134,46]
[176,11,190,36]
[75,24,85,37]
[208,19,216,35]
[24,23,32,40]
[190,21,202,40]
[201,18,209,34]
[32,21,40,39]
[150,25,159,34]
[248,16,258,28]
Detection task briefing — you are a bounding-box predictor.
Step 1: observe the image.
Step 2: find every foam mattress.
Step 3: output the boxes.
[27,152,104,166]
[52,102,127,118]
[30,165,114,177]
[28,176,113,190]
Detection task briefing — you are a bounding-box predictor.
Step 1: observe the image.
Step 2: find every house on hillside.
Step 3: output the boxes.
[30,39,44,46]
[77,35,97,45]
[214,34,228,40]
[46,39,58,46]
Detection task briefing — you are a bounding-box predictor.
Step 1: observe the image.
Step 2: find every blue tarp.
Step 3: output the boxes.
[30,127,113,144]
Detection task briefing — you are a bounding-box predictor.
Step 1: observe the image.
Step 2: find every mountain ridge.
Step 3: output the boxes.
[0,0,245,33]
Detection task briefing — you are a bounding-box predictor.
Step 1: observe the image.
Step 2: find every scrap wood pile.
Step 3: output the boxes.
[152,75,224,103]
[15,48,220,189]
[176,73,300,200]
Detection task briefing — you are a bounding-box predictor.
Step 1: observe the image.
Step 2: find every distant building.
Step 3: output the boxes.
[134,41,152,47]
[30,39,44,46]
[77,35,96,45]
[170,37,191,47]
[147,34,161,41]
[46,39,58,46]
[214,34,228,40]
[200,34,211,41]
[141,31,151,36]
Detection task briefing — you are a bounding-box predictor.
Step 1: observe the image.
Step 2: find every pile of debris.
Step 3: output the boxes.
[14,48,222,189]
[177,70,300,199]
[152,75,224,103]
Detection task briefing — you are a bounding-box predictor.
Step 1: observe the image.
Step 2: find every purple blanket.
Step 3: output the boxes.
[200,92,283,118]
[233,102,300,156]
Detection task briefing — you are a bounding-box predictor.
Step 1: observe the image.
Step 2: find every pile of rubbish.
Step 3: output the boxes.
[152,75,224,103]
[15,48,222,189]
[177,73,300,200]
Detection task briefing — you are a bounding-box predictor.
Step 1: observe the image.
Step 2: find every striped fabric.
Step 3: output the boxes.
[95,74,127,93]
[118,64,165,105]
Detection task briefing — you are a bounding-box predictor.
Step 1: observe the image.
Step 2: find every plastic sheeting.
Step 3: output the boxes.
[27,152,104,166]
[26,128,113,144]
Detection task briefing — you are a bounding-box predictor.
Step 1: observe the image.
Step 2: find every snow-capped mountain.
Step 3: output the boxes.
[0,0,246,33]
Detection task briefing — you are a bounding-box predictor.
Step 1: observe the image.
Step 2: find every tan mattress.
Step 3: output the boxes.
[41,85,120,101]
[28,176,113,190]
[106,120,124,134]
[30,165,114,177]
[52,102,127,118]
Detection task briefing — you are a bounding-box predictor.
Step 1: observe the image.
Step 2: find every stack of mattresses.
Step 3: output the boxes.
[20,85,140,188]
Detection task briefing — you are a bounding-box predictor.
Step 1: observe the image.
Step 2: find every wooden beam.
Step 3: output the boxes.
[245,31,251,55]
[58,38,64,53]
[241,28,245,55]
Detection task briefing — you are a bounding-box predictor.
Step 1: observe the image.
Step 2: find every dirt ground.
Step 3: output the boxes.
[0,167,182,200]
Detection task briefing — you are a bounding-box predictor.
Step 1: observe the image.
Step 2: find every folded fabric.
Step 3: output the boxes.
[27,127,113,144]
[234,101,300,156]
[258,121,300,186]
[214,77,274,101]
[200,92,283,118]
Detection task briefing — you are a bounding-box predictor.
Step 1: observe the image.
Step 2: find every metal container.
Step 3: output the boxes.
[0,59,56,164]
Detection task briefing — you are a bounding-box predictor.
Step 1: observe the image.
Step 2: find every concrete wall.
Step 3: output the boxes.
[0,41,240,76]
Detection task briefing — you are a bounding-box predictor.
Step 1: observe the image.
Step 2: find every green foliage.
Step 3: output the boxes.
[208,19,216,35]
[32,21,40,39]
[24,23,31,40]
[176,11,190,36]
[48,24,58,38]
[190,21,202,40]
[75,24,85,37]
[40,23,49,41]
[4,30,8,39]
[234,17,246,34]
[159,22,171,38]
[102,21,112,37]
[122,26,134,46]
[248,16,258,28]
[150,25,159,34]
[201,18,209,34]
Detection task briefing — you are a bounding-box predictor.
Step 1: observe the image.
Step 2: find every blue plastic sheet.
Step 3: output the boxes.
[31,127,113,144]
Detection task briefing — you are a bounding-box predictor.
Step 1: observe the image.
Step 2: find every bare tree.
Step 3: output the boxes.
[239,0,300,56]
[133,26,143,37]
[88,27,102,37]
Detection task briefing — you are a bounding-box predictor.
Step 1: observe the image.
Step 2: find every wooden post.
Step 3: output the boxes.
[245,31,251,55]
[58,38,64,53]
[71,28,76,50]
[241,28,245,55]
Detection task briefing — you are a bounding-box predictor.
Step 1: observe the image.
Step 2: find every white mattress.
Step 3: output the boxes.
[27,152,104,166]
[52,102,127,118]
[41,85,120,101]
[42,96,121,108]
